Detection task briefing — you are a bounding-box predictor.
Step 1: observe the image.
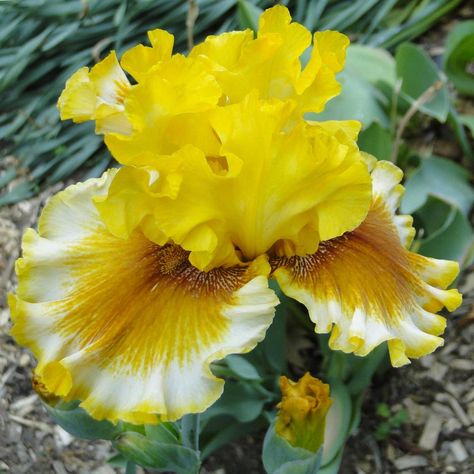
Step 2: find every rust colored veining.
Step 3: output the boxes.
[271,199,422,322]
[114,79,130,104]
[51,230,249,374]
[32,373,60,406]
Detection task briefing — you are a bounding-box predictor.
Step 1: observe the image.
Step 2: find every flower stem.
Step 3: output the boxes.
[181,413,201,453]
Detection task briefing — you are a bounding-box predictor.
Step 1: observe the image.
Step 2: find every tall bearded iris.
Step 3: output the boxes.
[9,6,461,424]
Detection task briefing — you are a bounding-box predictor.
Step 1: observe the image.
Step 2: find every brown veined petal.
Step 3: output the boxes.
[9,171,279,423]
[271,160,462,367]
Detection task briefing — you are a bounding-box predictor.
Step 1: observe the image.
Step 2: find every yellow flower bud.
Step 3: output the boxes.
[276,373,332,452]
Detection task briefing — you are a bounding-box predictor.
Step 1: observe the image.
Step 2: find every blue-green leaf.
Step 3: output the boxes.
[45,402,121,440]
[396,43,450,122]
[262,421,322,474]
[321,381,351,466]
[416,202,474,265]
[115,432,200,474]
[237,0,262,31]
[312,70,389,128]
[345,44,396,89]
[204,381,268,423]
[443,20,474,96]
[358,122,392,161]
[225,354,262,381]
[401,156,474,216]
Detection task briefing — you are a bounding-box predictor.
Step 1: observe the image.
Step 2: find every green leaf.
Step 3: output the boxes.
[417,203,474,265]
[358,122,392,161]
[460,114,474,138]
[401,156,474,216]
[237,0,262,31]
[376,403,391,418]
[262,421,322,474]
[45,402,122,440]
[395,42,450,122]
[369,0,463,49]
[273,457,322,474]
[302,0,328,30]
[443,20,474,96]
[321,381,351,466]
[345,44,396,89]
[312,70,389,128]
[0,181,35,206]
[115,432,200,474]
[0,167,17,190]
[144,422,180,444]
[200,417,264,460]
[204,380,268,423]
[318,449,343,474]
[319,0,379,31]
[448,107,474,162]
[261,280,288,373]
[108,452,129,468]
[225,354,262,381]
[375,421,392,440]
[391,409,408,426]
[414,197,452,236]
[346,344,388,396]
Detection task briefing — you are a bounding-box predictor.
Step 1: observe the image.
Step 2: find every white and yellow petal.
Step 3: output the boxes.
[271,161,462,367]
[9,171,279,423]
[58,52,131,135]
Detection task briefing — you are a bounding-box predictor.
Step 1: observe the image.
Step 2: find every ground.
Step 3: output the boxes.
[0,156,473,473]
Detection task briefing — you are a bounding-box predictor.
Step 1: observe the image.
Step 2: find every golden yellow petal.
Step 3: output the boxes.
[188,5,348,115]
[120,29,174,81]
[98,96,371,271]
[105,54,221,165]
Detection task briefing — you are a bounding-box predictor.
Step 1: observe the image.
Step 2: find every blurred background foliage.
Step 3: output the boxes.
[0,0,473,266]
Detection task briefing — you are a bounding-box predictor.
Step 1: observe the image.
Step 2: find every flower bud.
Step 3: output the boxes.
[275,373,332,453]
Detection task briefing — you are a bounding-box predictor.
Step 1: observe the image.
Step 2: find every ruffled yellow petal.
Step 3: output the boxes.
[189,5,348,115]
[58,5,349,165]
[104,54,222,165]
[121,29,174,81]
[9,171,278,423]
[271,161,462,367]
[57,52,131,135]
[57,68,96,122]
[190,30,254,71]
[97,96,371,271]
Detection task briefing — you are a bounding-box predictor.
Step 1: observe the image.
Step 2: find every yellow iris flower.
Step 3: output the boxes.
[9,6,461,424]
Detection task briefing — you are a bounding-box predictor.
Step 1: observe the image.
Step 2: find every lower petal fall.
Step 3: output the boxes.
[9,171,278,423]
[272,161,462,367]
